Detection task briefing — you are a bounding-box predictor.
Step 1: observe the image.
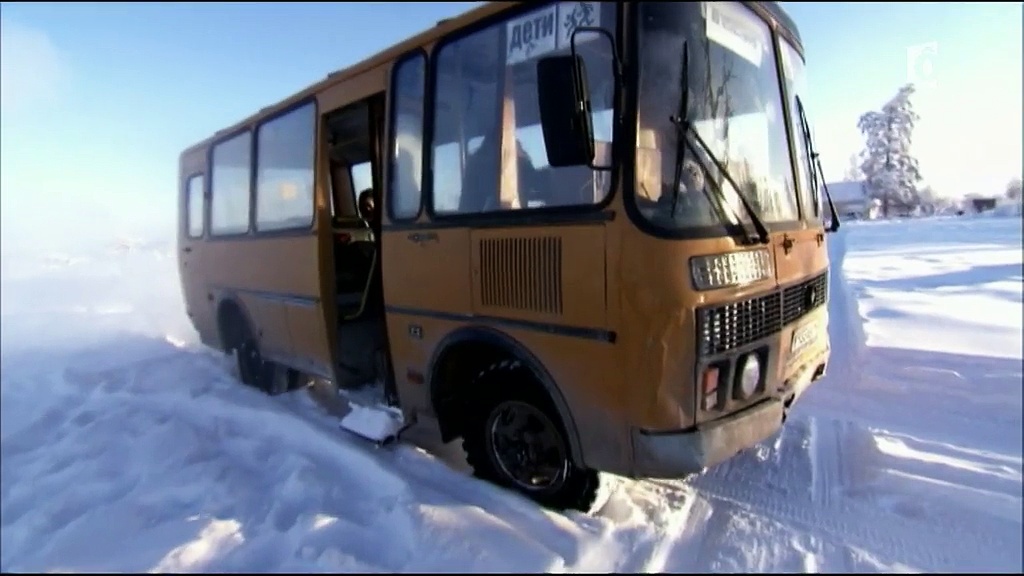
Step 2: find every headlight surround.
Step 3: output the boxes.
[736,353,762,398]
[690,248,774,291]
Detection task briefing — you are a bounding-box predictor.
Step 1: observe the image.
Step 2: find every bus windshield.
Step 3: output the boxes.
[634,1,799,233]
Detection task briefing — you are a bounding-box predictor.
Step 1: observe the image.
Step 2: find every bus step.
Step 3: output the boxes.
[338,401,406,446]
[306,377,409,447]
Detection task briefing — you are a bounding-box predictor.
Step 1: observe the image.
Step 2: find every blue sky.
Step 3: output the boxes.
[1,2,1021,249]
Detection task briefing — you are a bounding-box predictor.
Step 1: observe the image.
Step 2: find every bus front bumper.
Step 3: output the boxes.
[630,398,784,478]
[629,353,827,478]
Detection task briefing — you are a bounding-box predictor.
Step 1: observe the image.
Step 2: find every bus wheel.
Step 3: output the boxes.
[236,334,274,392]
[462,360,600,512]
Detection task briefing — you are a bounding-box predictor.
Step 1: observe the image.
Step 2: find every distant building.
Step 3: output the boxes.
[962,193,1000,214]
[970,197,997,213]
[956,193,1022,217]
[825,179,880,220]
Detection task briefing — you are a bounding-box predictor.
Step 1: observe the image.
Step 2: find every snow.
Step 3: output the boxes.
[2,216,1021,573]
[825,179,868,203]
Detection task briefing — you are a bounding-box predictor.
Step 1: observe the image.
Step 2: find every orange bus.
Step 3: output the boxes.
[178,0,840,511]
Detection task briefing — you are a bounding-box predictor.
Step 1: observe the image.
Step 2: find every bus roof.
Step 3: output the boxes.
[181,1,801,158]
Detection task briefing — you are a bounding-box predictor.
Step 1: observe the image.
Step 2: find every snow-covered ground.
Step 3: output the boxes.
[1,216,1021,573]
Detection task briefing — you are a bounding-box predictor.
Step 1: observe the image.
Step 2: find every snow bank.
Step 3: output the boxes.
[823,224,868,382]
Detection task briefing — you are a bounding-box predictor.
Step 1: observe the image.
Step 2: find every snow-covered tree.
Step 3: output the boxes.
[857,84,923,217]
[843,153,864,181]
[917,185,938,216]
[1006,177,1022,201]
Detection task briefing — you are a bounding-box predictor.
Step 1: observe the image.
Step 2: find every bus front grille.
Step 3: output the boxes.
[782,270,829,326]
[697,271,829,356]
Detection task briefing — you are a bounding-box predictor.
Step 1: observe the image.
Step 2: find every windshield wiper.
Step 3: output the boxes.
[795,95,841,233]
[668,41,770,245]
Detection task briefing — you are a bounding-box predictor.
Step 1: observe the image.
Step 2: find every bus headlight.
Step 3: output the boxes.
[690,248,774,291]
[736,353,762,398]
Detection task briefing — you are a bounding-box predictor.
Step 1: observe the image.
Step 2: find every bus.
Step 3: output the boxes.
[177,0,840,512]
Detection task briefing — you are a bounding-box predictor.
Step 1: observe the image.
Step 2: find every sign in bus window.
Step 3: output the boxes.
[505,2,601,66]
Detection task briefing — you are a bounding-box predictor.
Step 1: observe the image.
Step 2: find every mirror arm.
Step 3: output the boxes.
[571,26,620,172]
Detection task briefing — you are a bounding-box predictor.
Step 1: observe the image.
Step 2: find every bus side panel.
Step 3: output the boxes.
[240,295,292,363]
[382,228,472,315]
[516,328,629,475]
[286,303,334,379]
[200,235,329,376]
[382,227,473,411]
[381,220,635,474]
[383,311,434,415]
[388,312,632,475]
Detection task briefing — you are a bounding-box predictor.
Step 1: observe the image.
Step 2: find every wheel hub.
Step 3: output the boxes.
[487,400,568,493]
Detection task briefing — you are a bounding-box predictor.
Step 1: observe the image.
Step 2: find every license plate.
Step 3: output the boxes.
[790,322,818,356]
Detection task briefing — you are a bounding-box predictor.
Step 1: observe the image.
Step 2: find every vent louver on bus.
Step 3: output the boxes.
[479,237,563,315]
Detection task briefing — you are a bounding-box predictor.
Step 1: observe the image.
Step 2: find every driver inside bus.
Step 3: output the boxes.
[460,135,543,212]
[358,188,379,235]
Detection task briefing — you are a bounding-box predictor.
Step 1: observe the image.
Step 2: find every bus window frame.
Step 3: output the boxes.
[386,49,429,225]
[253,100,320,235]
[207,128,254,239]
[205,96,320,242]
[620,2,813,243]
[252,97,320,238]
[184,172,206,240]
[418,1,624,228]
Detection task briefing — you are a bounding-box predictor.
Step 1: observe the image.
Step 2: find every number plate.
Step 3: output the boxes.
[790,322,818,356]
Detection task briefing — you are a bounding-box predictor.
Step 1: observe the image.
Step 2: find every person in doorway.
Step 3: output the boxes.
[355,188,383,316]
[358,188,379,235]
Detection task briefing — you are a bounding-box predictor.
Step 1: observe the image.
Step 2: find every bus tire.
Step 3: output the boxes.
[462,359,600,512]
[234,327,275,393]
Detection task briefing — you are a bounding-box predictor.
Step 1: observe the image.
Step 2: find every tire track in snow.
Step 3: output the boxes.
[643,415,1016,572]
[596,476,715,573]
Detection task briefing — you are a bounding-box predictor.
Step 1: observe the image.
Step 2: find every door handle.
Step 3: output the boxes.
[182,247,192,253]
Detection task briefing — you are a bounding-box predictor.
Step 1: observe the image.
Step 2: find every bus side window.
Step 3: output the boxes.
[186,174,205,238]
[210,131,252,236]
[430,2,618,216]
[387,53,426,222]
[254,103,317,232]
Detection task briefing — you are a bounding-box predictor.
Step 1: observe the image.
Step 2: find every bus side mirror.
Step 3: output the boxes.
[536,54,594,168]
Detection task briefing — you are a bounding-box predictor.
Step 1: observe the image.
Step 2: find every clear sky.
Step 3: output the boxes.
[1,2,1021,251]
